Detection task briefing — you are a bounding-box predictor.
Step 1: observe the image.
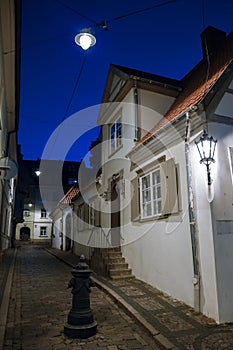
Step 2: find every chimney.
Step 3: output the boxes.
[200,26,226,58]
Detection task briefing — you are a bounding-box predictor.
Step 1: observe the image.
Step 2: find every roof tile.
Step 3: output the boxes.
[135,30,233,148]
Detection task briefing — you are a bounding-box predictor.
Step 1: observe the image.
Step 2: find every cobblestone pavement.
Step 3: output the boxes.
[47,248,233,350]
[3,245,162,350]
[0,248,14,306]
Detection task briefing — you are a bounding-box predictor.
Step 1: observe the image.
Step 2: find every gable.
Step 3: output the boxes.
[109,74,127,103]
[101,66,128,106]
[214,79,233,118]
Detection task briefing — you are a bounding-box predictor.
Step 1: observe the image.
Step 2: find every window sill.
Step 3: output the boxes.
[132,211,181,224]
[132,214,169,223]
[39,235,48,237]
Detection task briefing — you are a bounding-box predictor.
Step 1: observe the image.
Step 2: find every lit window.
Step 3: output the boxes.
[110,117,122,153]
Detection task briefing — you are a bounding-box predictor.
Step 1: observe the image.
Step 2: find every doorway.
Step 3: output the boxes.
[20,227,30,241]
[110,176,121,247]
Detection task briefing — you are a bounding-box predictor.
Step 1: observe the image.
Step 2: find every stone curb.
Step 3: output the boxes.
[0,248,17,350]
[46,249,177,350]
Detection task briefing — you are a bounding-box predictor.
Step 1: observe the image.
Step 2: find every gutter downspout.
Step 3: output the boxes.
[185,110,200,312]
[133,80,139,141]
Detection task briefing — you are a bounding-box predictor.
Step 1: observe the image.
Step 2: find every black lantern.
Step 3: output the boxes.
[195,130,217,185]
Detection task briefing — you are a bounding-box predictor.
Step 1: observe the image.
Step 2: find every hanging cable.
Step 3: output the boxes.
[45,51,89,159]
[201,0,211,133]
[55,0,96,24]
[55,0,176,28]
[108,0,176,23]
[62,52,88,121]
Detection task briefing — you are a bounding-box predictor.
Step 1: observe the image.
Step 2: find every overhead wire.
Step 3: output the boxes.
[55,0,176,27]
[201,0,211,132]
[62,52,89,121]
[107,0,176,23]
[55,0,96,24]
[45,51,89,159]
[42,0,177,159]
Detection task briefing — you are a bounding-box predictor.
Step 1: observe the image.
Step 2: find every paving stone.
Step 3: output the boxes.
[3,246,160,350]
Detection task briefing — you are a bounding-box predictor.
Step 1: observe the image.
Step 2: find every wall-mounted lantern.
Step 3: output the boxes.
[195,130,217,185]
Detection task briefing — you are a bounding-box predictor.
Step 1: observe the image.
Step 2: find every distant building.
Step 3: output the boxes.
[15,159,80,244]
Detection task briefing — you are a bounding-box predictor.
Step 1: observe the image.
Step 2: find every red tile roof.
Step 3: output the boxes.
[59,184,79,205]
[134,29,233,149]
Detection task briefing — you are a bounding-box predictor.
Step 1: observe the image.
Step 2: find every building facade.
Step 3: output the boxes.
[50,26,233,323]
[0,0,21,251]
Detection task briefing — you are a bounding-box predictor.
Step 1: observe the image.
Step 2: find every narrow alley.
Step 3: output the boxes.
[2,245,161,350]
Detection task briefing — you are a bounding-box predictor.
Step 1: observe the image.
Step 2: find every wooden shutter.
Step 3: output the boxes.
[131,176,139,221]
[161,158,178,215]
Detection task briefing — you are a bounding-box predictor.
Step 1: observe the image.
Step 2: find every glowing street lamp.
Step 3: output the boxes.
[74,28,96,50]
[195,130,217,185]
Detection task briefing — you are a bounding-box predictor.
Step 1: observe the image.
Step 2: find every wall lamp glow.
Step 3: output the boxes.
[195,130,217,185]
[35,170,41,176]
[74,28,96,50]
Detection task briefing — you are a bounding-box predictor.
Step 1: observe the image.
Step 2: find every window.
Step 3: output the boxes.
[110,117,122,153]
[23,210,30,217]
[41,209,47,218]
[131,158,179,221]
[40,226,47,236]
[140,169,162,218]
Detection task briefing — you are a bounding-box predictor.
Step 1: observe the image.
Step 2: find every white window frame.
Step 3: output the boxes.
[110,117,122,153]
[139,168,162,219]
[40,226,47,237]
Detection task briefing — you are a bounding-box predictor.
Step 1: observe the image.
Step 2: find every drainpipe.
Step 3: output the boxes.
[185,110,200,312]
[133,80,139,141]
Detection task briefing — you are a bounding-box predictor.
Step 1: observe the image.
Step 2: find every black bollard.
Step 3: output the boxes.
[64,254,97,339]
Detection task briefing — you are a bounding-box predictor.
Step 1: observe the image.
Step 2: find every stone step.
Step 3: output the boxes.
[109,268,133,277]
[109,273,135,280]
[91,248,134,280]
[102,250,122,257]
[108,262,129,269]
[105,256,126,264]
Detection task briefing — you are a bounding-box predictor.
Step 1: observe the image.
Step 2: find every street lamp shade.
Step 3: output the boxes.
[75,29,96,50]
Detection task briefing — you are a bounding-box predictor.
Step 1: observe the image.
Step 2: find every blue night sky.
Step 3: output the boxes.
[19,0,233,162]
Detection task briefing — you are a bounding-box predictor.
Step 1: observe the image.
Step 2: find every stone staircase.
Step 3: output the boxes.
[90,247,134,280]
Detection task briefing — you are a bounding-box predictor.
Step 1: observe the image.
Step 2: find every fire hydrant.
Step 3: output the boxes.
[64,254,97,339]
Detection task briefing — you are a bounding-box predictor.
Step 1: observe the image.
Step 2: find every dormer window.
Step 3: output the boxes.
[110,116,122,153]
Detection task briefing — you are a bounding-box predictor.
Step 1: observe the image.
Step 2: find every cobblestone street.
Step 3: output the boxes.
[3,245,161,350]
